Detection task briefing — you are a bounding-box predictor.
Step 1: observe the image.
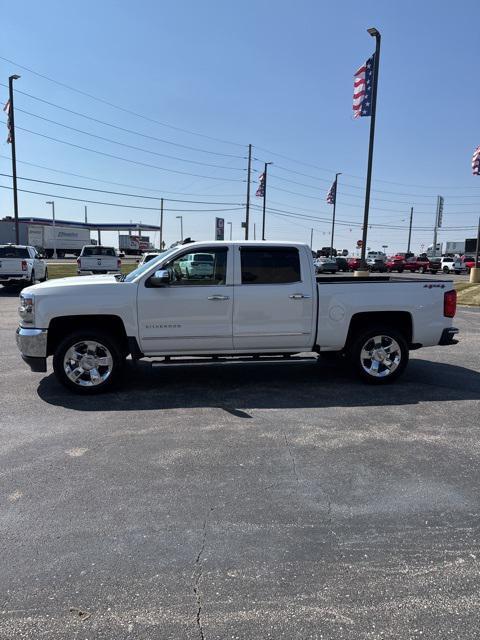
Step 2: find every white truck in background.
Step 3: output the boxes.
[28,225,91,258]
[0,245,47,289]
[16,241,459,394]
[77,246,121,275]
[119,235,153,256]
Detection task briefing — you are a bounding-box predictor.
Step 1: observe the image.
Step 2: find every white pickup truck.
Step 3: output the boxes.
[16,241,459,394]
[77,245,121,275]
[0,244,47,289]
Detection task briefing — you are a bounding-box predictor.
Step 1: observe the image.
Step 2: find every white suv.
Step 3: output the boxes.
[440,257,456,273]
[177,252,214,278]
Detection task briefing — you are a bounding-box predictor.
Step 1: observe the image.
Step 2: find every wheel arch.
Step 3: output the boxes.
[345,311,413,349]
[47,315,129,356]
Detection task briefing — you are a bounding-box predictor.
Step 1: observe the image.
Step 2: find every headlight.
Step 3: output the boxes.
[18,294,35,324]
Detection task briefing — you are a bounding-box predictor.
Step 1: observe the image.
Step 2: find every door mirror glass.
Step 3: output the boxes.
[149,269,172,287]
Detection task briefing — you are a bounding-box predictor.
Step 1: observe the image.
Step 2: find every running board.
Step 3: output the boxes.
[150,354,318,367]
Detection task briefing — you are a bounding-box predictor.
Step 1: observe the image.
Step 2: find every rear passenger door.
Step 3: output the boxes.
[233,246,314,352]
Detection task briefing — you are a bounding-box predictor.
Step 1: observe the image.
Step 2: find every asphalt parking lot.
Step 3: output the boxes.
[1,290,480,639]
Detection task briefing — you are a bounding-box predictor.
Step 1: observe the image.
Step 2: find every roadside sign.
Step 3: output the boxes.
[215,217,225,240]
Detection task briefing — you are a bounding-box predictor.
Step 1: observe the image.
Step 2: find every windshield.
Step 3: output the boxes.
[124,247,178,282]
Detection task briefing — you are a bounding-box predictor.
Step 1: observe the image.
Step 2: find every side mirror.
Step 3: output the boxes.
[149,269,171,287]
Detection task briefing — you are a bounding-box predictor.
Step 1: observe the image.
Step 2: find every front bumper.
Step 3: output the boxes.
[16,327,48,372]
[438,327,459,346]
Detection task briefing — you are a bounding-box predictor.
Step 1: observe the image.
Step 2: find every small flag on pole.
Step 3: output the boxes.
[326,179,337,204]
[3,99,12,143]
[256,172,265,197]
[473,146,480,176]
[353,53,375,118]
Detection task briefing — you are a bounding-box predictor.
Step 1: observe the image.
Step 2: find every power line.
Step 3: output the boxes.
[15,127,245,182]
[0,172,242,205]
[14,108,246,170]
[0,84,245,159]
[0,184,245,212]
[0,55,245,148]
[0,155,245,197]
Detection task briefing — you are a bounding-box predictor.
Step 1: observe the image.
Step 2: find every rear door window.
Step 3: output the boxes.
[240,247,301,284]
[0,246,30,258]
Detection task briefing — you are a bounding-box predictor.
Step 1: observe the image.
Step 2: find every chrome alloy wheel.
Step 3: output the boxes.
[359,335,401,378]
[63,340,114,387]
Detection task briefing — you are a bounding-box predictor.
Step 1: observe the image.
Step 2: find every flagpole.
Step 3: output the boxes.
[359,28,381,272]
[8,74,21,244]
[329,173,341,256]
[262,161,272,241]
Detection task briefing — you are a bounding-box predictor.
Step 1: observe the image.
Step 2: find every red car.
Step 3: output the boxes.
[385,256,405,273]
[461,255,480,272]
[347,257,361,271]
[402,256,438,274]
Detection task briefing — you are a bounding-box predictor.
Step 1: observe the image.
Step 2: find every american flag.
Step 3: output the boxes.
[256,172,265,197]
[3,99,12,143]
[473,146,480,176]
[326,179,337,204]
[353,53,375,118]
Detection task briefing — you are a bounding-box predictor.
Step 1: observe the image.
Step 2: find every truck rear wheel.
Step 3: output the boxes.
[349,327,408,384]
[53,330,124,394]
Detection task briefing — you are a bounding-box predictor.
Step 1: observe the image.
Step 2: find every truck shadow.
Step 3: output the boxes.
[36,357,480,413]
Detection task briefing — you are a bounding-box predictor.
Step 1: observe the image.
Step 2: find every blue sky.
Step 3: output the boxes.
[1,0,480,252]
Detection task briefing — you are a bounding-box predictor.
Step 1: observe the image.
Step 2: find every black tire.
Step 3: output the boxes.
[53,330,125,394]
[41,268,48,282]
[398,268,404,273]
[418,266,425,274]
[349,326,409,384]
[430,270,438,275]
[443,266,450,273]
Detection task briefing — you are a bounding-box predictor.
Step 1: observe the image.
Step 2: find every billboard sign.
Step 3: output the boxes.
[215,217,225,240]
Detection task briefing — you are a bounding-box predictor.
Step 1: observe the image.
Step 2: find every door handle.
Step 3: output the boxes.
[207,295,230,300]
[289,293,311,299]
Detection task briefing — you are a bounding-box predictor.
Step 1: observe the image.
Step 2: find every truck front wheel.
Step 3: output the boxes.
[349,327,408,384]
[53,331,124,394]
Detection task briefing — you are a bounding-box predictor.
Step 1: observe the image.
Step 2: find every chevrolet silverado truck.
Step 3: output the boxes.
[0,244,47,289]
[77,245,121,275]
[16,241,459,394]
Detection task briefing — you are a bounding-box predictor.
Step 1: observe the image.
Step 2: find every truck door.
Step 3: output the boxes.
[137,245,234,353]
[233,246,314,351]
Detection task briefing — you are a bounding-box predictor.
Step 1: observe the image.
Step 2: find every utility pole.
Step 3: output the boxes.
[407,207,413,254]
[359,28,381,271]
[176,215,183,241]
[432,196,443,257]
[253,223,256,240]
[8,75,21,244]
[227,221,232,240]
[46,201,57,259]
[261,161,272,241]
[84,205,88,224]
[310,228,314,249]
[160,198,164,249]
[244,144,252,240]
[329,173,341,256]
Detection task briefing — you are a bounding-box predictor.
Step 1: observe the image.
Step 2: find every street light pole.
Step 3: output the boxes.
[160,198,164,249]
[244,144,252,240]
[227,221,232,240]
[329,172,341,256]
[310,228,314,249]
[359,28,381,271]
[84,205,88,224]
[176,215,183,241]
[8,74,21,244]
[46,201,57,259]
[261,161,272,241]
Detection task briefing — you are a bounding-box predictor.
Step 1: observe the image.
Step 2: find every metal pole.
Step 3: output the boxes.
[84,205,88,224]
[46,201,57,259]
[261,161,272,241]
[359,29,381,269]
[227,221,232,240]
[407,207,413,253]
[176,216,183,241]
[432,196,439,257]
[160,198,164,250]
[330,173,341,256]
[253,223,256,240]
[475,216,480,267]
[8,75,21,244]
[310,228,314,249]
[245,144,252,239]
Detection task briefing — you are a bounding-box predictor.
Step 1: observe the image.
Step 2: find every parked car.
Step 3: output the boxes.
[177,252,215,278]
[385,257,405,273]
[335,256,349,272]
[16,240,459,393]
[139,252,162,266]
[367,257,387,273]
[457,255,480,273]
[314,257,338,274]
[347,257,361,271]
[77,246,121,275]
[403,256,438,274]
[0,244,48,289]
[453,258,468,275]
[440,257,456,274]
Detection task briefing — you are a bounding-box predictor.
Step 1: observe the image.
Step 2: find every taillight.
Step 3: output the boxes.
[76,258,80,265]
[117,258,121,268]
[21,260,27,271]
[444,289,457,318]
